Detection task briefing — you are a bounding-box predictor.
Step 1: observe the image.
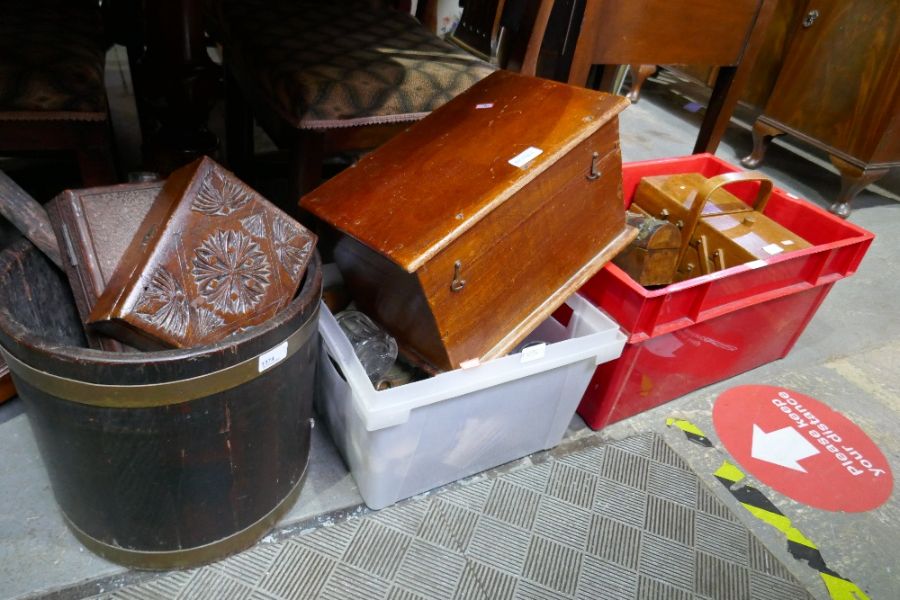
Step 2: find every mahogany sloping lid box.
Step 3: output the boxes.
[301,71,634,371]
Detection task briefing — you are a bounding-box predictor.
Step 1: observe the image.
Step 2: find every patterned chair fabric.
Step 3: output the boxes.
[0,0,107,118]
[217,0,497,130]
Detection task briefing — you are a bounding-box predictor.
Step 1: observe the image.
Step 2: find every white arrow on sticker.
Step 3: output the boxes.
[751,425,820,472]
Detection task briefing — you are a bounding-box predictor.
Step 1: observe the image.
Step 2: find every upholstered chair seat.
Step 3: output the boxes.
[0,0,116,185]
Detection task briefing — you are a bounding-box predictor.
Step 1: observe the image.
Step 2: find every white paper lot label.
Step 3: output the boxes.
[520,343,547,363]
[259,341,289,372]
[508,147,543,168]
[746,259,768,270]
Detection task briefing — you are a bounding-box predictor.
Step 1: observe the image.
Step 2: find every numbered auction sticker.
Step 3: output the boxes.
[508,147,543,168]
[713,385,893,512]
[258,341,288,373]
[520,342,546,363]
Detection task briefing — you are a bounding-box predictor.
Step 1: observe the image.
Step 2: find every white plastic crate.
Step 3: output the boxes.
[315,294,626,509]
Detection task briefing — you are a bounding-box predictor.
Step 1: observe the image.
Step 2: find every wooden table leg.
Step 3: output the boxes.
[740,119,786,168]
[693,0,779,154]
[693,66,737,154]
[289,131,326,213]
[829,155,889,218]
[224,68,254,180]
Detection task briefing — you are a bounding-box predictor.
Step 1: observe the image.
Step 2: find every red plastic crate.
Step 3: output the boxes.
[577,154,875,430]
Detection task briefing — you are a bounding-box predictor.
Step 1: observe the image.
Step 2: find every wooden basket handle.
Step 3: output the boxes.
[677,171,773,266]
[698,171,773,212]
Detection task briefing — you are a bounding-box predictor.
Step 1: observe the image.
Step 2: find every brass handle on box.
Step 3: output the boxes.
[451,260,466,292]
[586,152,601,180]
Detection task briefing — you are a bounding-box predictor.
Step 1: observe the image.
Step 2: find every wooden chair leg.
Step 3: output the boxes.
[596,65,620,93]
[693,0,778,154]
[626,64,656,103]
[224,68,254,179]
[288,130,325,218]
[740,119,785,168]
[288,129,336,258]
[125,43,155,144]
[829,155,889,218]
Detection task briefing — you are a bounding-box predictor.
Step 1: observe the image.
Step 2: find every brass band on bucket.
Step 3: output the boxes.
[63,467,307,570]
[0,306,318,408]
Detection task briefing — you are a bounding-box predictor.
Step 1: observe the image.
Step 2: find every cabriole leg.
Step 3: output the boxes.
[740,119,785,168]
[829,155,888,218]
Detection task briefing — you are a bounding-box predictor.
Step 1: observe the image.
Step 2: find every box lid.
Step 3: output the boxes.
[301,71,628,273]
[48,182,161,351]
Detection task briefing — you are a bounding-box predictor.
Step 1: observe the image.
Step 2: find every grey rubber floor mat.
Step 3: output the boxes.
[87,433,814,600]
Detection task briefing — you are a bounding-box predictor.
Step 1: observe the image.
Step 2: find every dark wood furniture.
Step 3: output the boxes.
[449,0,508,63]
[742,0,900,217]
[0,0,117,186]
[302,71,633,370]
[523,0,778,154]
[663,0,807,112]
[447,0,546,72]
[0,172,63,269]
[102,0,222,174]
[214,0,497,208]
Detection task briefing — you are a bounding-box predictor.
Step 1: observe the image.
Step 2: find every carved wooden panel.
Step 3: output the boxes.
[89,157,317,349]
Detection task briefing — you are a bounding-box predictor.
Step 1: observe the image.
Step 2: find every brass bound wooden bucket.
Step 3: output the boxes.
[0,239,322,569]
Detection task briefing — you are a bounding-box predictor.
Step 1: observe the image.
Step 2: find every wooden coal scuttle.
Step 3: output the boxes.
[0,158,321,569]
[302,71,635,371]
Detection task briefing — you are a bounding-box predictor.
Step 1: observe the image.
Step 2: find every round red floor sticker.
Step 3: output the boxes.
[713,385,893,512]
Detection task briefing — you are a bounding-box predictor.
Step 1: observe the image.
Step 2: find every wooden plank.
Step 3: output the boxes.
[0,171,62,268]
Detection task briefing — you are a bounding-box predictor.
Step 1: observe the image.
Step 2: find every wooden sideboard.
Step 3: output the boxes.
[741,0,900,217]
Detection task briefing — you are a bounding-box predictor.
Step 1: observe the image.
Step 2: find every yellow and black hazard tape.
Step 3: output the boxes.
[666,418,870,600]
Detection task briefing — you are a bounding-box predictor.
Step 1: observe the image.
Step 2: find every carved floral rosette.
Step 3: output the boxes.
[133,164,315,347]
